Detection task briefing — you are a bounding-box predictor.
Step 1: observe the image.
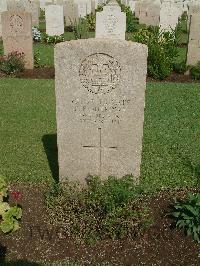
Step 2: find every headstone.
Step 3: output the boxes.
[187,1,200,29]
[95,1,126,40]
[55,39,148,183]
[129,0,136,13]
[64,0,78,26]
[134,0,141,18]
[0,0,7,38]
[26,1,40,27]
[76,0,91,17]
[45,5,64,36]
[40,0,46,10]
[159,0,181,31]
[1,11,34,69]
[139,0,160,26]
[186,13,200,66]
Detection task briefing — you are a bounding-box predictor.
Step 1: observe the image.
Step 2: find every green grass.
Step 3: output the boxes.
[0,79,199,190]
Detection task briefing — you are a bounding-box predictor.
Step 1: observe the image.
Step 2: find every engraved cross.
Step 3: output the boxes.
[83,128,117,175]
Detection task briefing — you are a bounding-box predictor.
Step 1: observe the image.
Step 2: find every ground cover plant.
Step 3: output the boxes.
[46,175,152,244]
[171,192,200,243]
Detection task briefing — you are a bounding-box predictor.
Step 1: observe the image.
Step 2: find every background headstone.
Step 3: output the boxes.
[2,11,34,69]
[64,0,78,26]
[186,13,200,66]
[45,5,64,36]
[55,39,148,183]
[159,0,181,31]
[0,0,7,38]
[95,1,126,40]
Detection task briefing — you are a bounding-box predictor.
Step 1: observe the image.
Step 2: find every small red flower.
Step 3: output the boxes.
[10,191,22,201]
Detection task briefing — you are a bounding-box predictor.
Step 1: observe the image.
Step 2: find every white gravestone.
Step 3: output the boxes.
[159,0,180,31]
[55,39,148,183]
[45,5,64,36]
[2,11,34,69]
[0,0,7,38]
[186,13,200,67]
[95,2,126,40]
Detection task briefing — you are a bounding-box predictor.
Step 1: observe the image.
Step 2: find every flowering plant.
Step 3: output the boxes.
[0,51,25,75]
[32,27,41,42]
[0,176,22,234]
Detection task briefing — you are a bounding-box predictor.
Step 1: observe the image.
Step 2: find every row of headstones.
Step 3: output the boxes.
[0,0,200,68]
[122,0,200,31]
[0,0,199,183]
[0,0,108,37]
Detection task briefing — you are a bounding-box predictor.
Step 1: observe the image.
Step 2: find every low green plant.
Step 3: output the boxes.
[0,51,25,75]
[120,4,138,32]
[132,27,179,80]
[171,193,200,243]
[72,17,89,39]
[189,62,200,80]
[173,61,187,74]
[46,176,152,245]
[42,33,64,44]
[85,13,96,31]
[0,176,22,234]
[34,49,44,68]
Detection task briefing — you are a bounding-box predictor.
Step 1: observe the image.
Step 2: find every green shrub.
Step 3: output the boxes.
[171,193,200,243]
[132,27,179,80]
[85,13,96,31]
[0,176,22,234]
[120,4,138,32]
[0,51,25,75]
[42,33,64,44]
[173,61,187,74]
[34,49,44,68]
[189,62,200,80]
[46,176,152,245]
[72,17,89,39]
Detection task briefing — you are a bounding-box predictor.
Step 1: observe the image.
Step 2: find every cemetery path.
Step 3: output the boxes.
[0,184,199,265]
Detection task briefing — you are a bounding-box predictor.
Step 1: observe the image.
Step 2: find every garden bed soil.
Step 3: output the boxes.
[0,184,199,265]
[1,68,200,83]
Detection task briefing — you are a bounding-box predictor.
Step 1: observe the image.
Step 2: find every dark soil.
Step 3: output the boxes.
[1,68,200,83]
[0,184,199,265]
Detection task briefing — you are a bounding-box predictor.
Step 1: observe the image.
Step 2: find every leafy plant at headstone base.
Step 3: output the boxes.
[34,49,44,68]
[42,33,64,44]
[85,13,96,31]
[72,17,89,39]
[0,176,22,234]
[173,61,187,74]
[189,61,200,80]
[32,26,41,42]
[0,51,25,75]
[85,4,106,32]
[171,193,200,243]
[46,175,153,245]
[132,27,179,80]
[120,4,138,33]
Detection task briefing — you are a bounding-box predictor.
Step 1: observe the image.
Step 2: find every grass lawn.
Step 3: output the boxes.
[0,79,199,191]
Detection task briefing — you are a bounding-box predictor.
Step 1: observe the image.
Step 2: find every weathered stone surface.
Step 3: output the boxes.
[2,11,33,69]
[45,5,64,36]
[139,0,161,27]
[95,2,126,40]
[159,0,181,31]
[55,39,148,183]
[64,0,78,26]
[186,13,200,66]
[0,0,7,37]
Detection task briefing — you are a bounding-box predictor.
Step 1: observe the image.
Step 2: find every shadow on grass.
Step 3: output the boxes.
[42,134,59,183]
